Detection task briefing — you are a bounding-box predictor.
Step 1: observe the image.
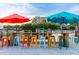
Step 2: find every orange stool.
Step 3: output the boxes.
[21,35,29,48]
[1,36,8,47]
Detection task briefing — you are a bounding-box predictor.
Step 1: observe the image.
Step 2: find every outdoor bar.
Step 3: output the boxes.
[0,14,78,49]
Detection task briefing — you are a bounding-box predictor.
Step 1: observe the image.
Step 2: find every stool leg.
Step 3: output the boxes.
[18,39,19,46]
[2,38,4,47]
[36,40,38,48]
[30,39,33,48]
[44,39,46,48]
[22,39,24,47]
[6,39,8,47]
[26,40,29,48]
[53,39,56,48]
[48,38,50,48]
[25,38,28,48]
[39,40,42,48]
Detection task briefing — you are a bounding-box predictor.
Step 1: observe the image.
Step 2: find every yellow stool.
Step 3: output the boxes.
[30,35,38,48]
[47,35,56,48]
[47,36,50,48]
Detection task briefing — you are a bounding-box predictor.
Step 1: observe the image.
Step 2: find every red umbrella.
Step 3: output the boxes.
[0,14,31,25]
[0,14,31,32]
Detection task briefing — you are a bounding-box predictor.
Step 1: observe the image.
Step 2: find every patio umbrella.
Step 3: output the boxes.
[0,14,31,31]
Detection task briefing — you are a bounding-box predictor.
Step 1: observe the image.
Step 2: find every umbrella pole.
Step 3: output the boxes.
[16,23,19,34]
[16,23,17,34]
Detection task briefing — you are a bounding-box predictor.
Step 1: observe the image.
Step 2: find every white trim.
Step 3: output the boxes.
[0,20,32,26]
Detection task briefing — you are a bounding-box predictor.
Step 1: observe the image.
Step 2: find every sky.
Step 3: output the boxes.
[0,3,79,18]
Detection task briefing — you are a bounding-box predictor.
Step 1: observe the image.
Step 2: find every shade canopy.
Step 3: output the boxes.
[0,14,31,24]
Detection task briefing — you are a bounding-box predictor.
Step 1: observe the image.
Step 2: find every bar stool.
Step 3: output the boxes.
[38,35,46,48]
[49,35,56,48]
[14,35,20,46]
[21,34,29,48]
[30,35,38,48]
[1,35,8,47]
[57,32,63,49]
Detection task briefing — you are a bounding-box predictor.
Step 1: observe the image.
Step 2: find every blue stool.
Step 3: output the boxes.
[14,36,20,46]
[39,35,46,48]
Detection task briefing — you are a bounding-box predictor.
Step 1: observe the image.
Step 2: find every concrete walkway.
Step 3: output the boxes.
[0,46,79,55]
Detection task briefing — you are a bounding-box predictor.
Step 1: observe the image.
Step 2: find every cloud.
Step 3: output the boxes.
[0,3,79,18]
[0,3,32,18]
[0,3,46,18]
[68,6,79,14]
[28,3,79,16]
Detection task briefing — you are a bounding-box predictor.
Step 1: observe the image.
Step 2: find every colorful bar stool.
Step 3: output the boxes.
[62,33,69,48]
[58,36,63,49]
[30,35,38,48]
[9,34,14,46]
[1,35,8,47]
[50,36,56,48]
[21,34,29,48]
[39,35,46,48]
[58,32,63,49]
[38,35,43,48]
[14,35,20,46]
